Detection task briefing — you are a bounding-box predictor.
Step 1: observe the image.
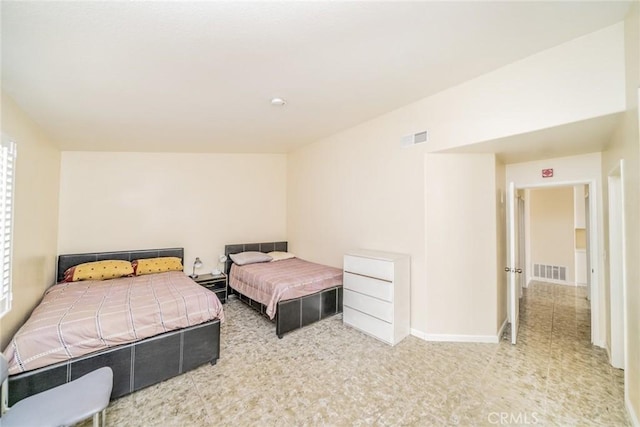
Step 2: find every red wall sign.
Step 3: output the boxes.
[542,168,554,178]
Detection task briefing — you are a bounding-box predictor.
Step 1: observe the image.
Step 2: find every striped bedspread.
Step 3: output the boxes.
[229,258,343,319]
[3,271,224,374]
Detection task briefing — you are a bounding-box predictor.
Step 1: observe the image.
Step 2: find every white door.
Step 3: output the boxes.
[507,182,519,344]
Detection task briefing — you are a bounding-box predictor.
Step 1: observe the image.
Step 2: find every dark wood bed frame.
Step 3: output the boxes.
[7,247,221,406]
[225,241,343,339]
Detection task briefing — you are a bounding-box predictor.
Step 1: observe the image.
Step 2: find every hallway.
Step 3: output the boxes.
[468,280,629,425]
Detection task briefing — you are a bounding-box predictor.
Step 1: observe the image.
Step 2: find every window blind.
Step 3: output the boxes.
[0,137,16,318]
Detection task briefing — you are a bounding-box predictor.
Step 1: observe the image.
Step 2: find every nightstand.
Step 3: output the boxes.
[192,273,227,303]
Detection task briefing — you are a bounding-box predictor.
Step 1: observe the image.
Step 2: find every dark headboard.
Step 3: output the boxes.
[57,247,184,283]
[224,241,287,275]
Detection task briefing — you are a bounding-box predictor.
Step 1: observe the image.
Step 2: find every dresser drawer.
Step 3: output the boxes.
[343,289,393,323]
[343,307,393,344]
[344,255,394,281]
[343,272,393,302]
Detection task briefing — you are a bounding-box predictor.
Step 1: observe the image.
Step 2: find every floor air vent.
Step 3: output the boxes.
[533,264,567,281]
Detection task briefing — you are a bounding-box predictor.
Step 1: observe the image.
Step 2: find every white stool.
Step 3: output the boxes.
[1,354,113,427]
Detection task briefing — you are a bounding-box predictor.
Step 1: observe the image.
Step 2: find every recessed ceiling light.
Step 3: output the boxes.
[271,97,286,106]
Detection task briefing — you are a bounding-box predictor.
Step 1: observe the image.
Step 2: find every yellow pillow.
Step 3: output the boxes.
[132,257,183,276]
[64,260,134,282]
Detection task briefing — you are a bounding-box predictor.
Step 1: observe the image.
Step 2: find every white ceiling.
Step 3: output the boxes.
[1,1,631,153]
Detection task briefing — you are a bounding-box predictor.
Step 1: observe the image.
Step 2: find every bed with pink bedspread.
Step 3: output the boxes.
[5,271,224,374]
[225,241,343,338]
[230,257,342,319]
[4,247,223,406]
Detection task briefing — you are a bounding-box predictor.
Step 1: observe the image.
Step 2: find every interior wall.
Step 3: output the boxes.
[422,23,624,153]
[495,159,507,331]
[574,185,588,286]
[424,153,498,338]
[601,3,640,421]
[58,152,287,275]
[286,119,427,328]
[0,92,61,350]
[287,25,623,339]
[529,187,575,283]
[574,185,587,228]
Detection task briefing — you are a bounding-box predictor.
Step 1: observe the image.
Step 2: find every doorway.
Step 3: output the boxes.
[522,185,589,288]
[507,181,599,346]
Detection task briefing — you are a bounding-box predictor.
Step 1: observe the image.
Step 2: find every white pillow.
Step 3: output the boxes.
[229,251,273,266]
[268,251,296,262]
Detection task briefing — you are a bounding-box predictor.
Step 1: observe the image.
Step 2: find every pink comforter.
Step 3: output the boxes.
[229,258,343,319]
[4,271,224,374]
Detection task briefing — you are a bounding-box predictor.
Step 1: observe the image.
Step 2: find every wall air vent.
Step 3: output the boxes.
[401,130,428,147]
[533,263,567,282]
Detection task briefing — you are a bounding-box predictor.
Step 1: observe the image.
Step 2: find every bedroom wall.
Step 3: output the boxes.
[286,120,427,326]
[528,187,575,284]
[424,153,499,339]
[415,23,624,154]
[287,24,623,338]
[57,152,286,275]
[495,159,507,333]
[0,92,61,350]
[601,3,640,422]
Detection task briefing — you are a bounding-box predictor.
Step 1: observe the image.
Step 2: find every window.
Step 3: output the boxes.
[0,136,16,318]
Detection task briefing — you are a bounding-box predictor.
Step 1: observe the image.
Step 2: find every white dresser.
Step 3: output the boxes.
[342,249,410,346]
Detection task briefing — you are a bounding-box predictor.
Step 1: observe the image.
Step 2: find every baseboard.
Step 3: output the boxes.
[627,395,640,427]
[497,318,508,341]
[411,329,426,340]
[411,328,500,344]
[531,277,574,286]
[593,339,607,349]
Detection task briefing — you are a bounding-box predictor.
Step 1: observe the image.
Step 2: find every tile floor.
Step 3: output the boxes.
[82,281,629,426]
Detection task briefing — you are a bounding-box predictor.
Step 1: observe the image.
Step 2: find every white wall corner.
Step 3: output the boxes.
[593,338,608,350]
[498,317,508,341]
[410,328,427,340]
[627,396,640,427]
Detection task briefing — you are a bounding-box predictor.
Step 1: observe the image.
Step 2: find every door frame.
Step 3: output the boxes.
[508,179,601,346]
[607,160,626,370]
[507,182,520,344]
[518,195,526,296]
[585,190,591,300]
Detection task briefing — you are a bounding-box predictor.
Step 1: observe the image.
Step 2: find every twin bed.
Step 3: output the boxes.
[3,242,343,405]
[225,241,343,338]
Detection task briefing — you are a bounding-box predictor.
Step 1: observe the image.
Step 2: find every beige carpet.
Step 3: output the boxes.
[82,282,629,426]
